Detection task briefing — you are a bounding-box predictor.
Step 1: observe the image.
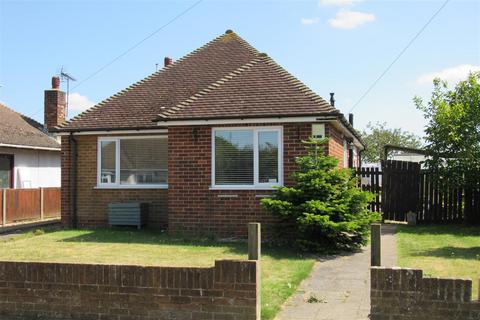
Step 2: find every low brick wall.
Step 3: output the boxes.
[371,267,480,320]
[0,259,259,320]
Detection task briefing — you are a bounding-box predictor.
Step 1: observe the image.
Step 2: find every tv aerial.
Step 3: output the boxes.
[60,67,76,117]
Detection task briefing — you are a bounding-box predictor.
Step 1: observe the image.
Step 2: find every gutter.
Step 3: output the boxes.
[0,143,60,151]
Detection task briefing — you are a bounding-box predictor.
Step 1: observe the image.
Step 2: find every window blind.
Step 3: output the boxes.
[215,130,254,185]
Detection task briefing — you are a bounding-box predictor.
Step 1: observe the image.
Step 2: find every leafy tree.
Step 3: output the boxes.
[414,72,480,223]
[360,122,422,163]
[261,139,381,252]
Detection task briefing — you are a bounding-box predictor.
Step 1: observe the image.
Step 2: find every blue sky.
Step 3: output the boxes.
[1,0,479,137]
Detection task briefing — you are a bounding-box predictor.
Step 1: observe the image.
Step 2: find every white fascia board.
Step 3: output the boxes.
[0,143,60,151]
[55,129,168,136]
[156,116,323,126]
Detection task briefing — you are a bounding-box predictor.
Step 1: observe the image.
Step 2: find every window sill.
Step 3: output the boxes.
[95,185,168,190]
[209,186,280,191]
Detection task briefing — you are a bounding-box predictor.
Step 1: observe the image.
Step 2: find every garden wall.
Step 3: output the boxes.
[371,267,480,320]
[0,259,259,320]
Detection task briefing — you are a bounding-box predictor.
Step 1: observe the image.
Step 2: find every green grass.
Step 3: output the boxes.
[396,225,480,299]
[0,228,314,319]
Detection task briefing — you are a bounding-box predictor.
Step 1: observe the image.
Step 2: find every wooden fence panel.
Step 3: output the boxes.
[43,188,61,218]
[6,189,41,223]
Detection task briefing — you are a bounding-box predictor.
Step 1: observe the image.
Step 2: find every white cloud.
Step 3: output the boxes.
[416,64,480,85]
[301,17,320,25]
[320,0,363,6]
[328,9,375,29]
[68,92,95,112]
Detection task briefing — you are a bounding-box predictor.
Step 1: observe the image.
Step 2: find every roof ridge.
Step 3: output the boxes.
[260,56,337,113]
[56,31,259,130]
[158,57,263,119]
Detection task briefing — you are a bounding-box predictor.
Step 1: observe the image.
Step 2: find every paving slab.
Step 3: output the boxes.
[275,224,397,320]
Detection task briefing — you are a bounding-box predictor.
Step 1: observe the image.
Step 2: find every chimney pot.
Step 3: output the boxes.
[329,92,335,106]
[348,113,354,126]
[52,76,60,89]
[164,57,173,67]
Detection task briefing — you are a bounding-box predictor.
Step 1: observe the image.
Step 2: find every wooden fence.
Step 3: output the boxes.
[0,188,60,226]
[356,161,480,224]
[356,167,382,212]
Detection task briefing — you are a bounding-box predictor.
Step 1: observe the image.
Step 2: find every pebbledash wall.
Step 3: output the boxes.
[371,267,480,320]
[61,123,346,236]
[0,259,260,320]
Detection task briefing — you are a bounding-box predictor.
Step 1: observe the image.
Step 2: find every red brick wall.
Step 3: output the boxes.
[60,122,348,234]
[0,259,259,320]
[168,123,314,238]
[61,135,168,229]
[325,124,345,168]
[371,267,480,320]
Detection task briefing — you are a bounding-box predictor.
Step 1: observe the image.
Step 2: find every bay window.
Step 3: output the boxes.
[97,136,167,188]
[212,127,282,189]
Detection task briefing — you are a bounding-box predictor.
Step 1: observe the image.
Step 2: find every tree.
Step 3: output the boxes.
[414,72,480,223]
[261,139,381,252]
[360,122,422,163]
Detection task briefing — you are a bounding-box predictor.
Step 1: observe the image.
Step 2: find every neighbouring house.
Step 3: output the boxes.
[0,80,65,188]
[53,30,365,237]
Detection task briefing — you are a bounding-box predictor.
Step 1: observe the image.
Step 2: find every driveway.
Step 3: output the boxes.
[275,224,397,320]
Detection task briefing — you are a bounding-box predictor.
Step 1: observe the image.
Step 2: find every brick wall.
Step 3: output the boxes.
[0,259,259,320]
[60,123,347,234]
[168,123,314,238]
[325,124,345,168]
[371,267,480,320]
[61,135,168,229]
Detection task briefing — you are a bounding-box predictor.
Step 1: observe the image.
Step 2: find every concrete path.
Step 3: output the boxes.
[275,224,397,320]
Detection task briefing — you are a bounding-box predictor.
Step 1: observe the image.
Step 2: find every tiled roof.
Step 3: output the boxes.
[157,56,337,120]
[56,31,259,131]
[55,30,360,145]
[0,103,60,150]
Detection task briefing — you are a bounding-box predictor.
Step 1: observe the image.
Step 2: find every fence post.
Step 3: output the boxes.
[371,223,381,266]
[40,188,44,221]
[2,189,6,226]
[248,223,261,260]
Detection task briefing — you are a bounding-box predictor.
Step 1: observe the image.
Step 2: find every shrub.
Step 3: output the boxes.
[261,139,381,252]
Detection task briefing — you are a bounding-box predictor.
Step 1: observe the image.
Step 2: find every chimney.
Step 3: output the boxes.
[44,76,66,131]
[348,113,354,126]
[164,57,173,67]
[329,92,335,107]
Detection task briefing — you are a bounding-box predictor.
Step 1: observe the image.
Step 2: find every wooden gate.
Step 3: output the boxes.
[381,160,421,222]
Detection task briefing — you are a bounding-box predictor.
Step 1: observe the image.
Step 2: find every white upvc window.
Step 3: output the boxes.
[211,127,283,190]
[97,136,168,189]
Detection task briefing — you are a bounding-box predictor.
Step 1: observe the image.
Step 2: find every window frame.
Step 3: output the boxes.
[96,136,168,189]
[211,126,283,190]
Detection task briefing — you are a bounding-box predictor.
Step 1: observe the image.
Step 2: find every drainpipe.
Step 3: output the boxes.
[69,133,78,228]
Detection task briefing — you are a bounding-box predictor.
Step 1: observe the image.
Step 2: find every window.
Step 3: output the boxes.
[212,127,282,189]
[97,137,167,188]
[0,154,13,188]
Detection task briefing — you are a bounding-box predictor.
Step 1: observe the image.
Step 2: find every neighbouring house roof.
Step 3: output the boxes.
[0,103,60,150]
[54,30,363,145]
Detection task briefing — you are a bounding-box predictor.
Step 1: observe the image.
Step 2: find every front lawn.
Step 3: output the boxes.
[0,229,314,319]
[396,225,480,299]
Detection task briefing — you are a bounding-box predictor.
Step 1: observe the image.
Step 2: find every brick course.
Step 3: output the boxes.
[371,267,480,320]
[0,259,259,320]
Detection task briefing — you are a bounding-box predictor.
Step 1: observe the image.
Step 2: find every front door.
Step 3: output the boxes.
[0,154,13,188]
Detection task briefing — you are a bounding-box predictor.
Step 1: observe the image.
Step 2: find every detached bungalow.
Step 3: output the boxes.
[53,31,364,237]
